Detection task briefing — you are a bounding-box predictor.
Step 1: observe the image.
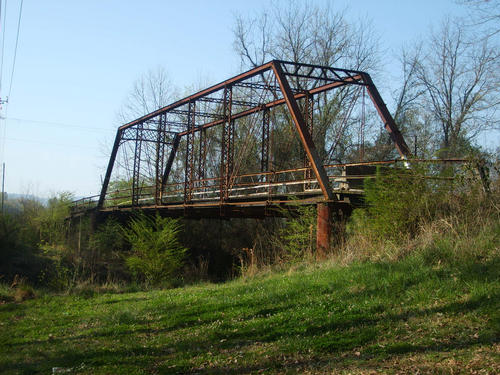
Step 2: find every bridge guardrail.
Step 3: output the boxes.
[70,158,479,215]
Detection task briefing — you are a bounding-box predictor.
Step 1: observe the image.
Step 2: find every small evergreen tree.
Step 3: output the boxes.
[123,213,187,286]
[277,204,316,261]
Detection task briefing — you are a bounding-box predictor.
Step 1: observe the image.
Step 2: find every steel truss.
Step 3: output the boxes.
[97,60,410,210]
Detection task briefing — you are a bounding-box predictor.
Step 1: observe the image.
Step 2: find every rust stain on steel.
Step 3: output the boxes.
[272,61,334,201]
[118,62,275,132]
[361,73,411,158]
[176,76,363,137]
[96,60,410,212]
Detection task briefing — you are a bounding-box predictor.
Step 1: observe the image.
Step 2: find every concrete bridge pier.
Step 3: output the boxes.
[316,203,332,258]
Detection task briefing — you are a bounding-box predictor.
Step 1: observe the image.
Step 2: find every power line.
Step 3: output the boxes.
[7,0,22,99]
[6,117,115,133]
[0,0,7,95]
[1,0,23,165]
[5,136,101,150]
[0,0,7,166]
[0,0,2,94]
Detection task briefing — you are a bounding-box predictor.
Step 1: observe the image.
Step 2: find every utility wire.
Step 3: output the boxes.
[0,0,6,166]
[0,0,2,93]
[6,117,115,133]
[0,0,7,95]
[4,136,100,150]
[1,0,23,166]
[7,0,22,99]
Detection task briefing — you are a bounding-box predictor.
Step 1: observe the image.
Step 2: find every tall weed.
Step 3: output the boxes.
[343,160,499,264]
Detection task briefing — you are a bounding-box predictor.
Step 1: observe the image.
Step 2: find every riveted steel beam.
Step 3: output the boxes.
[361,73,411,158]
[272,61,334,201]
[161,134,181,196]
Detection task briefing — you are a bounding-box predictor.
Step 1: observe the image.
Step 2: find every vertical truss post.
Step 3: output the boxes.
[272,62,334,201]
[304,92,314,189]
[198,127,207,196]
[184,102,195,203]
[261,107,270,177]
[155,114,166,205]
[132,123,143,206]
[220,86,233,202]
[361,73,411,158]
[359,86,366,161]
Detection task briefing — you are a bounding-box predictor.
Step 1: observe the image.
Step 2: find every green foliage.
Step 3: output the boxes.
[123,213,187,286]
[417,214,500,270]
[348,164,453,241]
[108,179,133,206]
[0,213,53,285]
[277,204,316,261]
[0,283,13,302]
[342,159,499,264]
[38,192,73,245]
[0,241,497,373]
[87,218,128,282]
[15,197,44,247]
[37,247,74,291]
[0,214,19,255]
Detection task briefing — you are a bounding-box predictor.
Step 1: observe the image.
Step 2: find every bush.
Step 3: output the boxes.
[87,217,129,283]
[0,214,54,286]
[275,203,316,262]
[123,213,187,286]
[343,159,499,263]
[348,164,454,242]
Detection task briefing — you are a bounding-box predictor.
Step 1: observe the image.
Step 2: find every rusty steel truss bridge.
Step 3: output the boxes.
[71,60,470,250]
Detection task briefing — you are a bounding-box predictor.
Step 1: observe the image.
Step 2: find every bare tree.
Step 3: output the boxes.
[363,46,427,160]
[233,1,382,163]
[117,66,176,124]
[459,0,500,39]
[234,1,380,71]
[413,19,500,156]
[106,67,178,184]
[380,45,439,158]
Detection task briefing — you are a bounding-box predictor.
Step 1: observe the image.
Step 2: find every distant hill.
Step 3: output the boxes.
[3,193,49,205]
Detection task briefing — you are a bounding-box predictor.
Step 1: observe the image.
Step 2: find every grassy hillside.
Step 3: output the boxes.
[1,248,498,374]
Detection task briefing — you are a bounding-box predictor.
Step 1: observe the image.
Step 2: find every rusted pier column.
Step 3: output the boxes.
[316,203,332,258]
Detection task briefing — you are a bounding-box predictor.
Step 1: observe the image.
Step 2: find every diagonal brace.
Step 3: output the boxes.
[160,133,181,196]
[272,61,334,201]
[361,73,411,158]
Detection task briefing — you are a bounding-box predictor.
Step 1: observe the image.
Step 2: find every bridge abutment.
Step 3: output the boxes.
[316,203,332,258]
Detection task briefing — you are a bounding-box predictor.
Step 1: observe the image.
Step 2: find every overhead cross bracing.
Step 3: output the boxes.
[73,60,413,218]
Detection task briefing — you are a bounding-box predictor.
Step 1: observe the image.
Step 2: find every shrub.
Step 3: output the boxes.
[123,213,187,286]
[0,214,55,286]
[276,203,316,262]
[348,164,454,242]
[87,217,128,283]
[38,192,73,245]
[343,158,499,263]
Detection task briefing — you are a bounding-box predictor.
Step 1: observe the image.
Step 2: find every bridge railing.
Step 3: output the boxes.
[71,158,478,214]
[70,194,100,215]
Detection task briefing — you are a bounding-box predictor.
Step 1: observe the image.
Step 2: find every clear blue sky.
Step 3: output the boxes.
[0,0,486,198]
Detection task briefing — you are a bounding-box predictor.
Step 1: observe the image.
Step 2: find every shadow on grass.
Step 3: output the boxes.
[1,257,498,374]
[3,292,497,374]
[3,332,496,375]
[0,302,26,313]
[101,296,149,305]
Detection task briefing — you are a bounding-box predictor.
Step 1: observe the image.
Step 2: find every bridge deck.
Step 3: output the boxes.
[71,159,470,219]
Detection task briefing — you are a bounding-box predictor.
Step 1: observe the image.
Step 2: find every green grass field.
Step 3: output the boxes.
[1,252,499,374]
